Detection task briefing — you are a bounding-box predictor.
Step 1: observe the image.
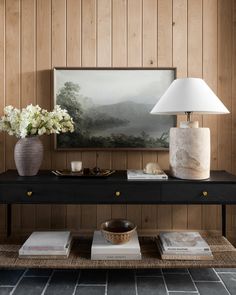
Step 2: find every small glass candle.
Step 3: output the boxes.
[71,161,82,172]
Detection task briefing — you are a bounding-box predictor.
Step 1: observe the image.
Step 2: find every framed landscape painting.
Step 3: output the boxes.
[53,68,176,150]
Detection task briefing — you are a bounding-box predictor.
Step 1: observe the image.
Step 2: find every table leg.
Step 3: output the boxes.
[222,204,226,237]
[7,204,12,238]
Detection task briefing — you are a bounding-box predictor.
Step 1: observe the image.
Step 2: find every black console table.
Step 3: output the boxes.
[0,170,236,237]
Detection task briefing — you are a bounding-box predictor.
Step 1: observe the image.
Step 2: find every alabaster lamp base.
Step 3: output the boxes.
[169,127,210,180]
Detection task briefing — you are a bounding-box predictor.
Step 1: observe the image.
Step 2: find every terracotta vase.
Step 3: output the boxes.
[14,136,43,176]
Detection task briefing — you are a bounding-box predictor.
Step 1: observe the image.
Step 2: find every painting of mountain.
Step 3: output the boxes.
[53,68,176,149]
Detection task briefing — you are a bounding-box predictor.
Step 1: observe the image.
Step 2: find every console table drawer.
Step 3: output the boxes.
[162,183,236,204]
[0,184,78,203]
[0,183,161,204]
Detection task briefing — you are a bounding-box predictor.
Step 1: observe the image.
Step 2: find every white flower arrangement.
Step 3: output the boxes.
[0,104,74,138]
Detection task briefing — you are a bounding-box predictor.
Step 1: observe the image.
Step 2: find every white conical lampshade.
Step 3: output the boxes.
[150,78,230,115]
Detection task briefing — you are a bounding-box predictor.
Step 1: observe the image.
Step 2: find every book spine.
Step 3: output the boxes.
[163,247,211,252]
[91,253,142,260]
[161,254,214,261]
[91,249,141,255]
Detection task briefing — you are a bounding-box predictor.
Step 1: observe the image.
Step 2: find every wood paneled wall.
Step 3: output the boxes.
[0,0,235,240]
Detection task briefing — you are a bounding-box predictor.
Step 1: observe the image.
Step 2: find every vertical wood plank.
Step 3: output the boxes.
[36,0,52,230]
[218,0,233,236]
[218,0,232,173]
[0,0,5,174]
[21,0,37,232]
[96,0,112,228]
[6,0,21,235]
[112,0,127,66]
[67,0,81,67]
[187,0,203,230]
[81,0,96,67]
[231,0,236,242]
[97,0,111,67]
[36,0,52,170]
[127,0,142,67]
[232,0,236,176]
[66,0,82,232]
[143,0,157,67]
[158,0,172,67]
[0,0,6,236]
[172,0,188,230]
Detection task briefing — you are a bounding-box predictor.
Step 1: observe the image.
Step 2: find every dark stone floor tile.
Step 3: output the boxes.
[162,268,188,274]
[136,269,162,276]
[189,268,219,281]
[215,268,236,273]
[25,268,52,277]
[195,282,229,295]
[12,277,48,295]
[0,287,13,295]
[44,270,79,295]
[79,270,106,285]
[0,269,24,286]
[164,274,196,292]
[75,286,105,295]
[107,270,136,295]
[137,277,167,295]
[219,273,236,294]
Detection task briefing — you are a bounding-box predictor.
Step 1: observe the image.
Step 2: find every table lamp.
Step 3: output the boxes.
[150,78,229,180]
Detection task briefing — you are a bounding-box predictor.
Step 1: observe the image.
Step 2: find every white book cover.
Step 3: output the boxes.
[91,230,141,255]
[127,170,168,180]
[159,232,211,252]
[157,238,212,256]
[22,231,71,251]
[91,253,142,260]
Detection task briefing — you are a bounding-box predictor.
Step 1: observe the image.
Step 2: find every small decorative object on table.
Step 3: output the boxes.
[101,219,137,245]
[0,104,74,176]
[52,167,115,178]
[127,162,168,180]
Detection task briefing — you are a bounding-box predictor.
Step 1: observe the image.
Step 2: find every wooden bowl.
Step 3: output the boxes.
[101,219,137,244]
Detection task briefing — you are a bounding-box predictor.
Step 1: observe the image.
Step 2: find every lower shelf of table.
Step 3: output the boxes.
[0,235,236,269]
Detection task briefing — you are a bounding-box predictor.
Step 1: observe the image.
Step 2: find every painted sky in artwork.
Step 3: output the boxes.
[55,69,175,106]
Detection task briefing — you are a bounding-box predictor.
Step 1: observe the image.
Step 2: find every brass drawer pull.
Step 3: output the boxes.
[27,191,33,197]
[115,191,121,197]
[202,191,208,197]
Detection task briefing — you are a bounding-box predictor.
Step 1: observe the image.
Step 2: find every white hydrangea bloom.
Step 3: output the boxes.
[0,104,74,138]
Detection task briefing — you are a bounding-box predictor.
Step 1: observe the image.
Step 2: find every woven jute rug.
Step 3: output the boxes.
[0,236,236,269]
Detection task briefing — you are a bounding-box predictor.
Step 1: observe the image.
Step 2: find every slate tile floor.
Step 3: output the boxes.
[0,268,235,295]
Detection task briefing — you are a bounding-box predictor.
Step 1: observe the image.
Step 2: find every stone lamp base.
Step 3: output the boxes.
[169,127,210,180]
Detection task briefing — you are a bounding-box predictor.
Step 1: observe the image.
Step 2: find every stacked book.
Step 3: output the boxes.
[127,169,168,180]
[91,230,141,260]
[19,231,72,259]
[157,231,213,260]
